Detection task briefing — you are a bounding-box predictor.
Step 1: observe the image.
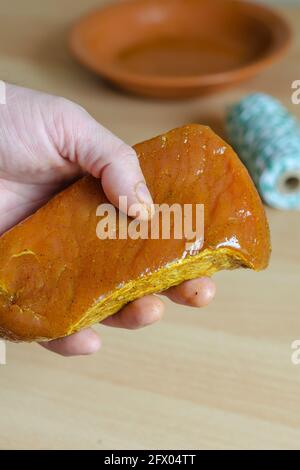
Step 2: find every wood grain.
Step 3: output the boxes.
[0,0,299,450]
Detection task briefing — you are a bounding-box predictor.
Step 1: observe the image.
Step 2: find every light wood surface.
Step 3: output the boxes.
[0,0,300,450]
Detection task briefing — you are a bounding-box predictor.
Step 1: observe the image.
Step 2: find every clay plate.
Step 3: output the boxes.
[69,0,291,99]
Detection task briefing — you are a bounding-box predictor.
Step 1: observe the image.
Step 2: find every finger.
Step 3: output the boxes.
[57,101,153,220]
[161,277,216,307]
[39,328,101,356]
[101,295,164,329]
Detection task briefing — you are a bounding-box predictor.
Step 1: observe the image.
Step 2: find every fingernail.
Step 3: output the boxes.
[135,181,154,219]
[135,181,153,205]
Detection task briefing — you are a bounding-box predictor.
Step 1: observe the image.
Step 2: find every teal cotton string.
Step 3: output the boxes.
[226,93,300,210]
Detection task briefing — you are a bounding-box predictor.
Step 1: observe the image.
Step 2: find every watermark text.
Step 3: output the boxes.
[0,340,6,365]
[96,198,205,253]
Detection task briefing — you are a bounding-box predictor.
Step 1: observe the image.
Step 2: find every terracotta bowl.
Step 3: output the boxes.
[69,0,291,99]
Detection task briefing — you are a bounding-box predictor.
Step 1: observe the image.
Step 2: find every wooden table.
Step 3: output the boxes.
[0,0,300,450]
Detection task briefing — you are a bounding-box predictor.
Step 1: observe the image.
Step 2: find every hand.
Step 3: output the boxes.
[0,83,216,356]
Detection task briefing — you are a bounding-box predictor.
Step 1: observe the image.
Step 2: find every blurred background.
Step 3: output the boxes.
[0,0,300,450]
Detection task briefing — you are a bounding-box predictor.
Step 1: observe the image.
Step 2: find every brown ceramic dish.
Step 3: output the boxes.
[69,0,291,99]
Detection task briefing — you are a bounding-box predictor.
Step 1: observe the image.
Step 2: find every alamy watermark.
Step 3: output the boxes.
[291,80,300,105]
[291,340,300,366]
[0,340,6,365]
[96,197,204,253]
[0,80,6,105]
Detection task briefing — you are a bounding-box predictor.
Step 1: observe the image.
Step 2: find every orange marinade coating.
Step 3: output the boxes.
[0,125,270,341]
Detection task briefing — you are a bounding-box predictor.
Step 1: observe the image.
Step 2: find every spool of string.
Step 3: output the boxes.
[226,93,300,210]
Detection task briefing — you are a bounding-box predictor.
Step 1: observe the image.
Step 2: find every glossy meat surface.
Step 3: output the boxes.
[0,125,270,341]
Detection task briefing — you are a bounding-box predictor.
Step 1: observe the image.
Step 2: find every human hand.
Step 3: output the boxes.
[0,83,216,356]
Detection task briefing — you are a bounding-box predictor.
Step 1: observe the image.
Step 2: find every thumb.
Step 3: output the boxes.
[56,100,153,220]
